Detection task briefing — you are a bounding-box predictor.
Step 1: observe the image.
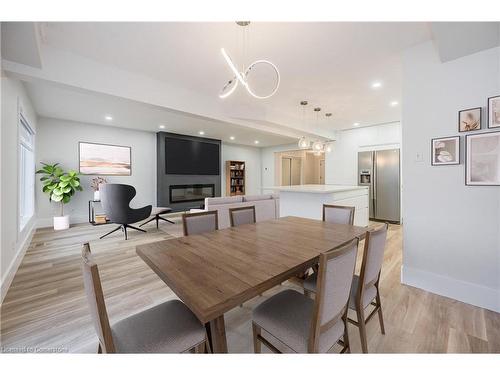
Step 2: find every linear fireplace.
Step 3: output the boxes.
[169,184,215,204]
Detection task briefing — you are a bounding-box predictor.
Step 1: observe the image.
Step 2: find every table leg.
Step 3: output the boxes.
[208,315,228,353]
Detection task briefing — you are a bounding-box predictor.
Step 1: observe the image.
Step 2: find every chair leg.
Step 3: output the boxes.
[97,343,102,354]
[139,216,156,228]
[158,216,175,224]
[127,224,147,233]
[375,291,385,335]
[342,315,350,353]
[99,225,122,239]
[252,322,262,353]
[356,305,368,353]
[194,341,205,353]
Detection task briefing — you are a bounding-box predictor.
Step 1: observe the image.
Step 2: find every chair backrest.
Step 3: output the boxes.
[322,204,355,225]
[229,206,256,227]
[100,184,136,224]
[182,210,219,236]
[358,223,388,295]
[309,238,358,352]
[81,243,115,353]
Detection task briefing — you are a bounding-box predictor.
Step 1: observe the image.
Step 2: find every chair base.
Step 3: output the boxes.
[100,224,146,240]
[139,214,175,229]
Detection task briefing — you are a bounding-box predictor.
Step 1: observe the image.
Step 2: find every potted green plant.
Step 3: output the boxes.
[36,162,83,230]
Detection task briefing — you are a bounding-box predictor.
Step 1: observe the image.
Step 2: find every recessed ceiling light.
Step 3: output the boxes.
[254,140,259,144]
[371,81,382,89]
[353,122,360,127]
[390,101,399,107]
[158,124,166,129]
[229,136,235,140]
[198,131,205,135]
[105,115,113,121]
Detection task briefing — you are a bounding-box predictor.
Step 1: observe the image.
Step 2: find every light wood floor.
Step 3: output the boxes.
[1,217,499,353]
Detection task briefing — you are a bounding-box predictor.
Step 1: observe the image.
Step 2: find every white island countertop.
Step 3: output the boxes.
[264,184,368,194]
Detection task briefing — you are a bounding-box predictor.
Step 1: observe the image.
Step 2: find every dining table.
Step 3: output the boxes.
[136,215,367,353]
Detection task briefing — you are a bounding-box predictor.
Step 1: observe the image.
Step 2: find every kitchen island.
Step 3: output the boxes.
[263,184,369,227]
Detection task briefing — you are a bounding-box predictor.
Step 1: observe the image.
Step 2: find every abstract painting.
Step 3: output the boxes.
[458,107,481,132]
[431,136,460,165]
[466,132,500,186]
[79,142,131,176]
[488,95,500,129]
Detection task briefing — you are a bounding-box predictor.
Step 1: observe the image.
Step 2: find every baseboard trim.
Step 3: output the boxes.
[36,215,88,229]
[401,265,500,313]
[0,223,36,304]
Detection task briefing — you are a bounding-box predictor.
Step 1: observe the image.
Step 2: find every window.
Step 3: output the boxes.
[19,113,35,231]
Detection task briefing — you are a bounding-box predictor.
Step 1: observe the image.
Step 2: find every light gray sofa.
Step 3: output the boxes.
[204,194,280,229]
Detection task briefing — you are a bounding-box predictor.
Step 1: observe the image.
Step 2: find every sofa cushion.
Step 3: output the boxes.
[243,194,273,202]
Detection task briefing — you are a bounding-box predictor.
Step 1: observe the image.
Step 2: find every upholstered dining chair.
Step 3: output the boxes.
[251,238,359,353]
[323,204,355,225]
[99,184,152,240]
[347,223,388,353]
[182,210,218,236]
[229,205,256,227]
[81,243,208,353]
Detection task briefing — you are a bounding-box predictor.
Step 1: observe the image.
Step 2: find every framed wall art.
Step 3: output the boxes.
[79,142,132,176]
[488,95,500,129]
[458,107,481,132]
[465,132,500,186]
[431,136,460,165]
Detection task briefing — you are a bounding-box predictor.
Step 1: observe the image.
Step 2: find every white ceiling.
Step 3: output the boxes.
[24,80,297,147]
[37,22,432,131]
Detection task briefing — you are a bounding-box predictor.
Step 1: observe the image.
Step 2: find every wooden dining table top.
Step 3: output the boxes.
[136,216,367,324]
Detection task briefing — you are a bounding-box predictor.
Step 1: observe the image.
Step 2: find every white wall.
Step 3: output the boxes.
[1,76,38,301]
[402,41,500,312]
[36,118,157,226]
[325,122,401,185]
[221,143,262,196]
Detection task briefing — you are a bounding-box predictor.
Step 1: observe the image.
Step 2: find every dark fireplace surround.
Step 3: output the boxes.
[157,132,221,212]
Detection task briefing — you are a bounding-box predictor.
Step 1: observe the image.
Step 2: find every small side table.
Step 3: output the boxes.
[88,200,110,226]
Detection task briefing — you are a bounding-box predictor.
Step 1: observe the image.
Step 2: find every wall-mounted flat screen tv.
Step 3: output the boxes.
[165,137,220,175]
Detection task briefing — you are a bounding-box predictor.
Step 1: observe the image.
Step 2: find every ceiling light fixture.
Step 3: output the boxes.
[230,136,235,140]
[158,125,166,129]
[254,140,259,144]
[219,22,280,100]
[371,81,382,89]
[298,100,310,149]
[353,122,360,127]
[105,115,113,121]
[198,131,205,135]
[390,101,399,107]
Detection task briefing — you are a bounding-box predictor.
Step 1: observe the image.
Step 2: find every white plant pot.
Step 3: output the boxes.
[94,190,100,201]
[54,215,70,231]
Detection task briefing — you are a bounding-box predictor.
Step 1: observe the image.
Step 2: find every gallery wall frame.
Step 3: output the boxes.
[431,136,460,166]
[487,95,500,129]
[465,131,500,186]
[458,107,482,133]
[79,141,132,176]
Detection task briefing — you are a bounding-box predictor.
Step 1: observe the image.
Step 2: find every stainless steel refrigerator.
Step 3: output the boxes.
[358,149,400,223]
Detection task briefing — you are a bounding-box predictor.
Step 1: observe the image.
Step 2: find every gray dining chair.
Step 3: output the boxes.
[229,205,256,227]
[182,210,218,236]
[347,223,388,353]
[323,204,355,225]
[251,238,359,353]
[81,243,208,353]
[99,184,152,240]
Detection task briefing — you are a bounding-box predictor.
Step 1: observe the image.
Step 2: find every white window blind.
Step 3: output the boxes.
[19,113,35,231]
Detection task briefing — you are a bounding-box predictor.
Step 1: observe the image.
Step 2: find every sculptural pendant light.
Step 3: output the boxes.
[219,22,280,99]
[311,107,325,153]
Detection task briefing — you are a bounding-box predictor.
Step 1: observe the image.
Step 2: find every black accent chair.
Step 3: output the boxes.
[99,184,152,240]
